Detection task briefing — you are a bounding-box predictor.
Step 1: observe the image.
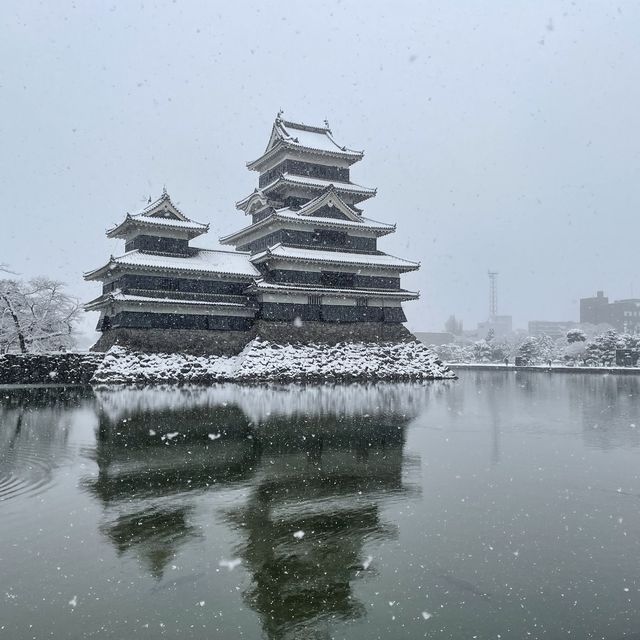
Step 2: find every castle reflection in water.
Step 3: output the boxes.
[84,384,435,639]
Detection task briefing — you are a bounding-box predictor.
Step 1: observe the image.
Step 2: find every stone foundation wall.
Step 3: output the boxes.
[91,321,417,355]
[0,353,104,385]
[253,320,416,345]
[91,327,257,356]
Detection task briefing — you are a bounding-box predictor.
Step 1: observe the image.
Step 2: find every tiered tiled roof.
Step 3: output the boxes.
[247,279,419,301]
[85,291,249,312]
[106,190,209,239]
[247,117,364,171]
[85,249,259,280]
[238,174,375,210]
[250,243,419,272]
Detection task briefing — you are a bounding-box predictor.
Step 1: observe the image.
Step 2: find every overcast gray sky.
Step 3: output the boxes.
[2,0,639,338]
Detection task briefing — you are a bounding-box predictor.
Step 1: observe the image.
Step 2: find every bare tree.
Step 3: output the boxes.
[0,278,82,353]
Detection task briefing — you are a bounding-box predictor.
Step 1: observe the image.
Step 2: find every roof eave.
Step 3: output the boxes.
[83,262,117,281]
[246,142,364,171]
[106,220,208,239]
[111,261,257,280]
[250,252,419,272]
[262,175,376,199]
[247,283,420,299]
[220,214,394,244]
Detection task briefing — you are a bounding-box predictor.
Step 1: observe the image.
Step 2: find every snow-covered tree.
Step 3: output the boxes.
[584,329,619,366]
[563,340,587,365]
[0,278,82,353]
[473,339,493,362]
[490,341,510,362]
[566,328,586,344]
[434,342,474,363]
[517,337,540,365]
[619,333,640,350]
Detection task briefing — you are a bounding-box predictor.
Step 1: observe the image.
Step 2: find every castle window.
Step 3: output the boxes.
[321,271,355,288]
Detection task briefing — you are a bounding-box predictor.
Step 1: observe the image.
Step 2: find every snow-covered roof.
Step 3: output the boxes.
[85,291,250,312]
[106,214,209,238]
[84,248,259,280]
[219,210,394,245]
[292,184,362,221]
[136,190,189,221]
[276,210,393,230]
[131,215,207,230]
[248,279,419,300]
[235,189,270,211]
[237,174,376,209]
[107,190,209,238]
[274,119,362,156]
[247,117,364,170]
[270,173,375,195]
[250,243,419,272]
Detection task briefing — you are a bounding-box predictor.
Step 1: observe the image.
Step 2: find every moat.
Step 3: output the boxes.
[2,372,640,639]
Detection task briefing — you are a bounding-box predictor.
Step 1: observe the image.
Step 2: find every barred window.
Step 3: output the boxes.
[308,295,322,306]
[356,298,369,307]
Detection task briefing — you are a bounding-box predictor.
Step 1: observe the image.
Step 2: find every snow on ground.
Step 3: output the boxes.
[90,338,454,384]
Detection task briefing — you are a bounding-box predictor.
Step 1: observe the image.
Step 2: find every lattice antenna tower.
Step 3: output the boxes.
[488,271,498,319]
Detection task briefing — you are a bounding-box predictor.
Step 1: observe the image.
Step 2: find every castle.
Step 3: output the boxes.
[85,116,420,353]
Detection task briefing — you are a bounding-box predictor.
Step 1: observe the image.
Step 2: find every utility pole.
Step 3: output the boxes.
[488,271,498,320]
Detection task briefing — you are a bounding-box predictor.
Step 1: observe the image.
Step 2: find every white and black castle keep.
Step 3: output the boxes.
[85,116,421,353]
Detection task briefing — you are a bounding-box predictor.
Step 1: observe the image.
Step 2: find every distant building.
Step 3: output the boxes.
[528,320,578,339]
[609,299,640,334]
[580,291,640,333]
[477,315,512,339]
[580,291,609,325]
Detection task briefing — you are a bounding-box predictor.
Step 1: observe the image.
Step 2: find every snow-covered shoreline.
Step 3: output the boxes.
[91,338,455,384]
[447,362,640,374]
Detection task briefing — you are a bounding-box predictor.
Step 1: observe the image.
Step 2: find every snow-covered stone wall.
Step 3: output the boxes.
[90,338,454,384]
[0,353,104,385]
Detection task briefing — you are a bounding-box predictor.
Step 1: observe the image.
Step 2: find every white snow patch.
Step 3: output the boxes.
[293,530,305,540]
[219,559,242,571]
[91,340,454,385]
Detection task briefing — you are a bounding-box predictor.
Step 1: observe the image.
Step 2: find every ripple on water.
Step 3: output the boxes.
[0,444,72,503]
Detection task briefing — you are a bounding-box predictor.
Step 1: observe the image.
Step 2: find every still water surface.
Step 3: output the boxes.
[2,372,640,639]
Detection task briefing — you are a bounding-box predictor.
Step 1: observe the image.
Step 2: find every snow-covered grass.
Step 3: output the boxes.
[90,338,454,384]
